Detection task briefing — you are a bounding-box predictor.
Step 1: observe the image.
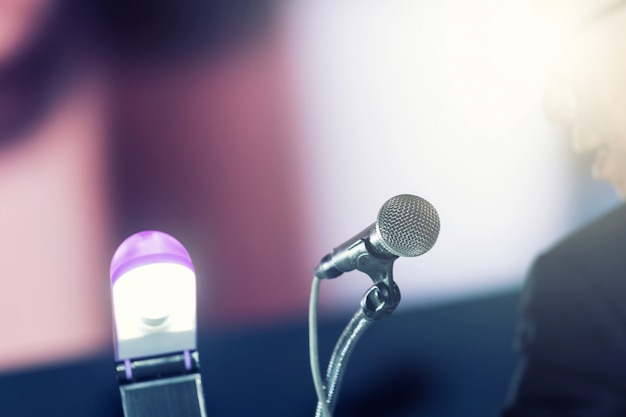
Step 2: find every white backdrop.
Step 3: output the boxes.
[286,0,619,313]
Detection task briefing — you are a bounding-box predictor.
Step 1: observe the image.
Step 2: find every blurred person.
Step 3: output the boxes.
[0,0,310,381]
[503,0,626,415]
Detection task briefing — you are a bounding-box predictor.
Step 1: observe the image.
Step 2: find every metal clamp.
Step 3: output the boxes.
[360,281,401,321]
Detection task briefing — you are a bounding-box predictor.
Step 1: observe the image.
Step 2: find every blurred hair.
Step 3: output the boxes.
[0,0,103,142]
[0,0,277,144]
[101,0,278,62]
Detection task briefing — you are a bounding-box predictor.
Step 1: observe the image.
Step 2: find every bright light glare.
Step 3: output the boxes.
[112,263,196,359]
[289,0,582,310]
[436,0,553,134]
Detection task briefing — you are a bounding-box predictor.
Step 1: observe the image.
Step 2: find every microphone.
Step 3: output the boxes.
[309,194,440,417]
[314,194,440,279]
[110,230,208,417]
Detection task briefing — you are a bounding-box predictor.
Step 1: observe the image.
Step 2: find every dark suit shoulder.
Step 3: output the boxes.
[545,203,626,262]
[520,203,626,361]
[505,204,626,416]
[528,203,626,302]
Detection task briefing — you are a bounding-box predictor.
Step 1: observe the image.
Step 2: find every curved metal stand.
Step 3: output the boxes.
[314,278,401,417]
[314,309,369,417]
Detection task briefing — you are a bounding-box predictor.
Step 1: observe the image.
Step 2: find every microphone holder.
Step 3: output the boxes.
[314,251,401,416]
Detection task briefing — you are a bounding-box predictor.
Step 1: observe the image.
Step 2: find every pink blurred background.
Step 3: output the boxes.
[0,0,312,371]
[0,0,620,374]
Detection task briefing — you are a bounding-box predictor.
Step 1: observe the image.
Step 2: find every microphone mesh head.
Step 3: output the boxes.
[376,194,440,257]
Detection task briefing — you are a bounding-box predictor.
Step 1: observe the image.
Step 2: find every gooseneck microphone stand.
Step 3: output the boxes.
[310,194,440,417]
[310,254,401,417]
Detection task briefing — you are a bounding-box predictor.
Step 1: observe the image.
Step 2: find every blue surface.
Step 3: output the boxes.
[0,290,518,417]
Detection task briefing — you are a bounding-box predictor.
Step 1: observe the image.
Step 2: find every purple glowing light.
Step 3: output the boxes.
[110,230,194,284]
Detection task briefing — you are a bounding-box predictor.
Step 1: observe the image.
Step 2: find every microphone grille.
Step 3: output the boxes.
[376,194,440,257]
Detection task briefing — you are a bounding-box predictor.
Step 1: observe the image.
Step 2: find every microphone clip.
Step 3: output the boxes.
[361,281,401,321]
[354,247,401,321]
